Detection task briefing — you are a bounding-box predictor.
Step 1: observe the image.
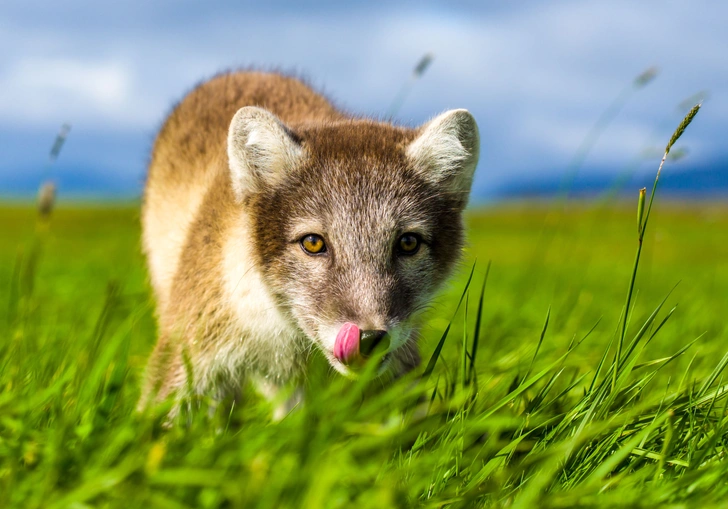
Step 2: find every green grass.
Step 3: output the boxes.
[2,194,728,508]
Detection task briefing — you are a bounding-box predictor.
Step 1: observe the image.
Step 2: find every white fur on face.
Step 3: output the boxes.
[212,214,305,387]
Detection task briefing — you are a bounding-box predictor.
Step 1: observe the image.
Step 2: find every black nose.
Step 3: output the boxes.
[359,330,389,356]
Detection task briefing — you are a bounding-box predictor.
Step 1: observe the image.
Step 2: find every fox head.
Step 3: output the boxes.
[227,106,479,375]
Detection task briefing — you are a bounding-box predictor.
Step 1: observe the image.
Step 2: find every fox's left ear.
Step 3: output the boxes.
[227,106,304,201]
[406,109,480,206]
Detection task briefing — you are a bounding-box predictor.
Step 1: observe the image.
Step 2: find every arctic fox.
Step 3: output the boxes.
[139,71,479,412]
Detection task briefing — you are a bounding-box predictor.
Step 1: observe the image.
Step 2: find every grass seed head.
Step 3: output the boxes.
[633,66,659,88]
[413,52,434,78]
[666,103,701,156]
[37,180,56,218]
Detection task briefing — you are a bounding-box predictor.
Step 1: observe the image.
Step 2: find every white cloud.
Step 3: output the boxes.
[0,57,143,127]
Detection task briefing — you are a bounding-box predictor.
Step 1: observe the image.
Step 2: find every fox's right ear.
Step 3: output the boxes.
[227,106,304,200]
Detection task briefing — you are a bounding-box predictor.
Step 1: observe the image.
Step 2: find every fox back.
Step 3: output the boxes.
[140,71,479,410]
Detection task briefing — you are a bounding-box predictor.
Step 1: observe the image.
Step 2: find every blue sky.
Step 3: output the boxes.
[1,0,725,200]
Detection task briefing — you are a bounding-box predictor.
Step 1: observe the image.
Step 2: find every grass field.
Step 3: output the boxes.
[1,198,727,508]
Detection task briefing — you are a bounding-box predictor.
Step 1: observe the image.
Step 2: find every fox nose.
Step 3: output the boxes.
[359,329,389,356]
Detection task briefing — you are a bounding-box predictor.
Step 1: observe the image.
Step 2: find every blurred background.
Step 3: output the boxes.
[1,0,726,203]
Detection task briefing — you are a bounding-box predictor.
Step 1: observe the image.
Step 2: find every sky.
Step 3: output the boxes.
[1,0,726,201]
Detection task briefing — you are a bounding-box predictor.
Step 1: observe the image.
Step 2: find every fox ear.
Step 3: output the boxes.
[227,106,303,199]
[406,109,480,206]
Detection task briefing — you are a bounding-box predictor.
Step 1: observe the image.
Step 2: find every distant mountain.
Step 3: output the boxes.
[494,161,728,200]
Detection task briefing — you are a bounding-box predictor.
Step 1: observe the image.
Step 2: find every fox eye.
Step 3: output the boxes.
[397,233,421,255]
[301,234,326,255]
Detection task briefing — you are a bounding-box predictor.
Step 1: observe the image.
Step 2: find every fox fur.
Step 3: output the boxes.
[139,71,479,411]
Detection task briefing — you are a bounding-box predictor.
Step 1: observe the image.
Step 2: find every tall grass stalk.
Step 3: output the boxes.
[613,103,702,391]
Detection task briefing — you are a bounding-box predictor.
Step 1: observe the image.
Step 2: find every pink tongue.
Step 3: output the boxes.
[334,322,360,364]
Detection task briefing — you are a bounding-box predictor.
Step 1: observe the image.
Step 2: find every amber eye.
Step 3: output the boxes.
[301,234,326,255]
[398,233,421,255]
